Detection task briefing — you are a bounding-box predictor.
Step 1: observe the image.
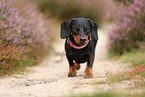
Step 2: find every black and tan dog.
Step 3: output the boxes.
[60,18,98,78]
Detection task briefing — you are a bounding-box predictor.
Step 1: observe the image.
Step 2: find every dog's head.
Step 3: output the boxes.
[60,18,98,46]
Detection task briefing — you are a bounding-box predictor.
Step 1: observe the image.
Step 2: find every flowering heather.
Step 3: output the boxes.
[0,43,21,76]
[109,0,145,54]
[0,0,51,75]
[0,0,50,53]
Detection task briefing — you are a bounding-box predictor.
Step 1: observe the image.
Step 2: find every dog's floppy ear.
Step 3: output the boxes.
[89,19,98,40]
[60,19,72,39]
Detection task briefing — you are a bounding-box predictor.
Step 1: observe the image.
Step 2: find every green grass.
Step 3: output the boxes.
[70,92,127,97]
[119,48,145,67]
[106,43,145,86]
[70,91,145,97]
[0,58,33,78]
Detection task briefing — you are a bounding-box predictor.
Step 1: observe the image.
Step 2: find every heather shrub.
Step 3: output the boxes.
[0,43,22,76]
[0,0,51,76]
[109,0,145,54]
[114,0,134,4]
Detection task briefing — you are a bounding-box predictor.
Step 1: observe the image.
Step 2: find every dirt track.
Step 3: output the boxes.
[0,29,131,97]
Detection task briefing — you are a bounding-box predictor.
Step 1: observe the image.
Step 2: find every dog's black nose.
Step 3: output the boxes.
[80,38,86,42]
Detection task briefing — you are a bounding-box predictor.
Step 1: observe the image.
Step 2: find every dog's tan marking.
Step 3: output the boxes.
[68,65,76,77]
[71,33,90,46]
[84,64,93,78]
[74,63,80,70]
[71,33,80,44]
[85,35,89,41]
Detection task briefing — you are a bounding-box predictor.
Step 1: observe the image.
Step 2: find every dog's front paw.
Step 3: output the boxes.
[68,73,76,77]
[68,72,76,77]
[84,74,93,78]
[84,66,93,78]
[68,73,73,77]
[68,66,76,77]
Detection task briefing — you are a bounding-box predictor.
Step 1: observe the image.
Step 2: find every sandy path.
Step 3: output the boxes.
[0,29,130,97]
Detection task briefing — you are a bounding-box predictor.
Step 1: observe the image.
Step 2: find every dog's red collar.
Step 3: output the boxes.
[67,37,91,49]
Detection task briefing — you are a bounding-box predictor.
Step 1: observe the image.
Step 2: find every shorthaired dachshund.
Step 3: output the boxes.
[60,18,98,78]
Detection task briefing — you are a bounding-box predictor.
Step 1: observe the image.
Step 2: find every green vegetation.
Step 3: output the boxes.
[106,44,145,87]
[70,91,145,97]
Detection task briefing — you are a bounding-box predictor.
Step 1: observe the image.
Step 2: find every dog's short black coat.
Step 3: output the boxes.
[60,18,98,78]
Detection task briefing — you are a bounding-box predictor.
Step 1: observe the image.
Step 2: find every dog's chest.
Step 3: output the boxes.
[67,49,89,63]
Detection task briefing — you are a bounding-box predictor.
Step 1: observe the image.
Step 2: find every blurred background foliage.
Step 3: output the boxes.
[109,0,145,55]
[114,0,134,4]
[35,0,115,25]
[35,0,145,55]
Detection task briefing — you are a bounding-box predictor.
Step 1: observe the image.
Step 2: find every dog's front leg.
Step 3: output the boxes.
[66,54,76,77]
[84,55,94,78]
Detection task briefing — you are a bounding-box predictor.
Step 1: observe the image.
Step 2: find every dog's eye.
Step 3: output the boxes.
[73,28,77,31]
[84,27,89,32]
[73,27,79,32]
